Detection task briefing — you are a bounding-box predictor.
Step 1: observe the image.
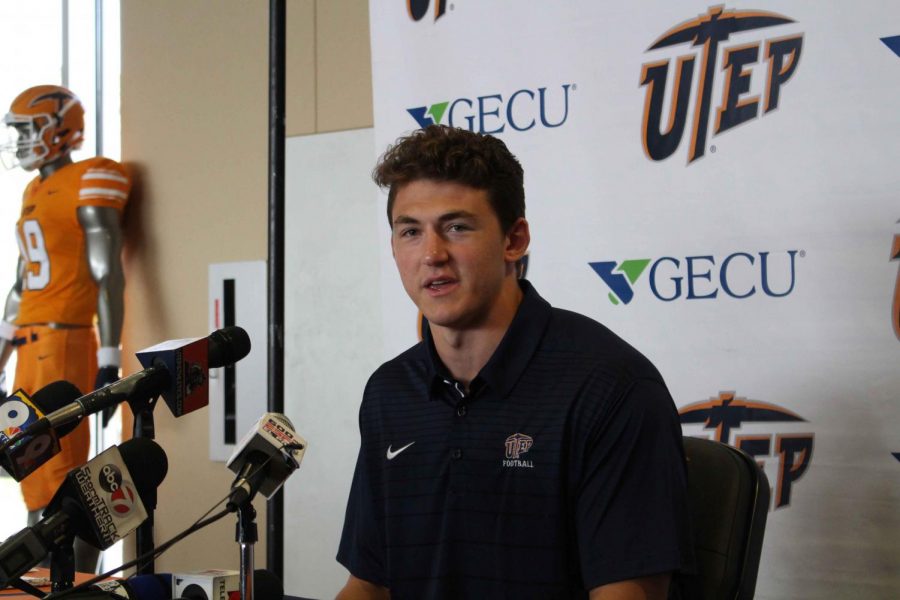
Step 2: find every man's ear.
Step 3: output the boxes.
[504,217,530,263]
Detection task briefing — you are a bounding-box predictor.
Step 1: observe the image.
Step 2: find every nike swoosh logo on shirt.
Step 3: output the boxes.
[386,442,415,460]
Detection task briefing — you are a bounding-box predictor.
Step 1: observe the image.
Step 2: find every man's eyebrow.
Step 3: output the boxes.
[438,210,477,222]
[392,214,419,226]
[392,210,478,226]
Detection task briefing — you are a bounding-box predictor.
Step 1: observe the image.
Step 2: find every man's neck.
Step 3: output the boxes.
[430,280,523,390]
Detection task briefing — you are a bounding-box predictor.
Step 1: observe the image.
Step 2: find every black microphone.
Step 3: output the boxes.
[171,568,282,599]
[23,327,251,436]
[249,568,283,600]
[226,413,306,509]
[88,572,172,599]
[0,437,168,587]
[0,381,83,480]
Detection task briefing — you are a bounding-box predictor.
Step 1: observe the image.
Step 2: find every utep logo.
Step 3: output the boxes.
[881,35,900,58]
[408,0,447,22]
[640,6,803,163]
[680,391,814,509]
[891,224,900,341]
[503,433,534,468]
[407,84,574,133]
[590,250,802,305]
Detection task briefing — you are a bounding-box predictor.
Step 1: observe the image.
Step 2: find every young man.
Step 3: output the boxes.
[337,126,691,599]
[0,84,130,573]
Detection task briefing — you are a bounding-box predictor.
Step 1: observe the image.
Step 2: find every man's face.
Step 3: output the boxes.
[391,179,526,332]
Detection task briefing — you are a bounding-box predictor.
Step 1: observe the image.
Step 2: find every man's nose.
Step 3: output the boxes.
[423,230,448,266]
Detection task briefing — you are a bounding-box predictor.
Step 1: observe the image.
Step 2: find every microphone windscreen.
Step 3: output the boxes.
[31,380,83,437]
[253,568,284,599]
[125,572,173,599]
[119,437,169,495]
[208,326,251,368]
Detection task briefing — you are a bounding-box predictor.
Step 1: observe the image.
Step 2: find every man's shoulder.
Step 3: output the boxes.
[541,305,662,380]
[365,342,429,390]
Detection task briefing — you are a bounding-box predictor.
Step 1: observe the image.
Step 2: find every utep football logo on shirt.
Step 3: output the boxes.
[589,249,803,305]
[640,5,803,164]
[503,433,534,468]
[680,391,814,509]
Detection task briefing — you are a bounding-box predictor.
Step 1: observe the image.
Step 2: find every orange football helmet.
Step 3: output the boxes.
[1,85,85,170]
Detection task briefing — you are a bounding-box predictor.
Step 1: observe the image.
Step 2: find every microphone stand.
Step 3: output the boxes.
[131,395,159,575]
[49,537,76,593]
[235,501,257,600]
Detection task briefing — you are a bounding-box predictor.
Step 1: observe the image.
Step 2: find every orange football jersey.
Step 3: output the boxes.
[15,157,130,325]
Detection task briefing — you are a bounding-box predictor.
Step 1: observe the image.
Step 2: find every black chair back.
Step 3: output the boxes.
[680,437,769,600]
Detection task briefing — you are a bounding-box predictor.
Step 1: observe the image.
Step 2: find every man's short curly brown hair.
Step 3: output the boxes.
[373,125,525,233]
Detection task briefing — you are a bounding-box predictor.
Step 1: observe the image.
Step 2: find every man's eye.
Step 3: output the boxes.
[399,228,419,237]
[448,224,469,232]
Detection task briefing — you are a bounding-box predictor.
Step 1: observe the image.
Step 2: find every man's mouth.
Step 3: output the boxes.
[425,278,455,290]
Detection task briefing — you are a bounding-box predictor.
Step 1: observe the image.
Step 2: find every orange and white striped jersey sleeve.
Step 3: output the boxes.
[79,157,130,211]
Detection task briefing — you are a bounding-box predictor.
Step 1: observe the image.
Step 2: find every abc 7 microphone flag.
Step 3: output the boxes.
[57,444,149,549]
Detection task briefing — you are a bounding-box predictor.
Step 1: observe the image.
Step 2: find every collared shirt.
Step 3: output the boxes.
[338,280,692,599]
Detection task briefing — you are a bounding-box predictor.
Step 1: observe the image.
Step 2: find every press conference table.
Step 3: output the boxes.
[0,568,98,596]
[1,569,313,599]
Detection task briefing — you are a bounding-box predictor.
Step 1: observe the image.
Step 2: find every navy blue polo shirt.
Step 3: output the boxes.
[337,280,692,599]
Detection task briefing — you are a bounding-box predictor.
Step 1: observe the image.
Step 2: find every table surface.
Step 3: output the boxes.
[1,568,99,597]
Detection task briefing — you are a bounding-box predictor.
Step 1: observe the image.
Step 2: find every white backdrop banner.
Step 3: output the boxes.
[369,1,900,598]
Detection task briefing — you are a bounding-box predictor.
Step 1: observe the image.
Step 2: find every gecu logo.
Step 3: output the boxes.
[680,391,814,509]
[589,250,802,305]
[407,84,573,133]
[408,0,447,22]
[640,5,803,163]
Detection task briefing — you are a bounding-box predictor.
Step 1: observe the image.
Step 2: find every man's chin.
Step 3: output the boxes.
[420,309,460,330]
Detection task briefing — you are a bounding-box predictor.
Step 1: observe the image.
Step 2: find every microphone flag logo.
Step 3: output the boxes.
[109,481,138,516]
[71,445,149,548]
[0,389,44,441]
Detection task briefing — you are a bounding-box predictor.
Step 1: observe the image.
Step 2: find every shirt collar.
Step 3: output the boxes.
[422,279,552,399]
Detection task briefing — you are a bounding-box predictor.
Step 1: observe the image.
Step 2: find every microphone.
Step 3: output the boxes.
[0,382,83,481]
[0,437,168,587]
[226,413,306,509]
[172,568,282,599]
[23,327,251,436]
[250,569,283,600]
[88,573,172,599]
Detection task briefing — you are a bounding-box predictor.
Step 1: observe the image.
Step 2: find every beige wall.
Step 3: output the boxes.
[120,0,371,573]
